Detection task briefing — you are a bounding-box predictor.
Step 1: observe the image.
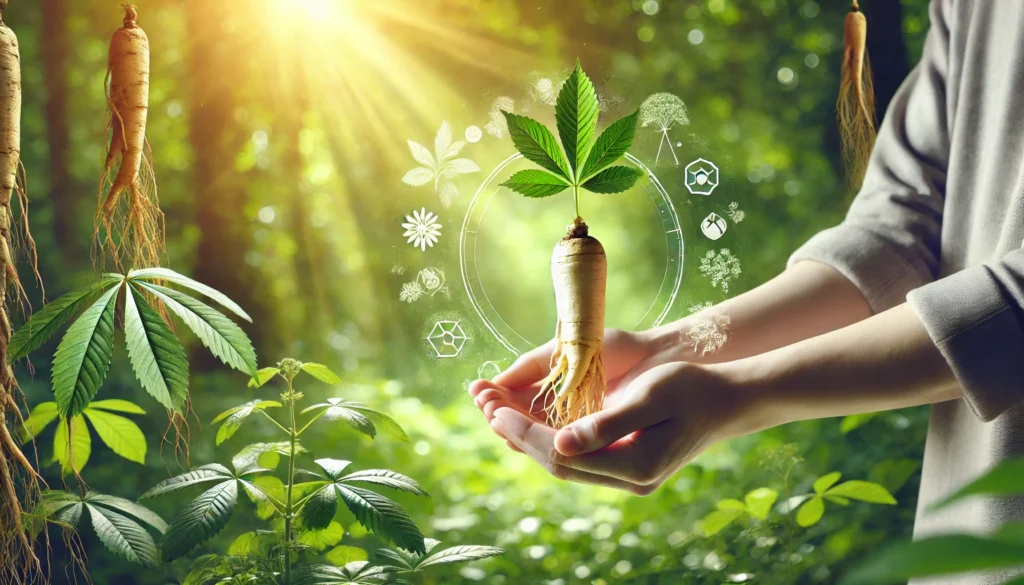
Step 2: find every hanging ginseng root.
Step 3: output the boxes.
[837,0,876,188]
[95,4,165,271]
[0,1,45,582]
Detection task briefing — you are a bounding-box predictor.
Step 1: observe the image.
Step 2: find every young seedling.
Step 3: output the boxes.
[499,61,642,427]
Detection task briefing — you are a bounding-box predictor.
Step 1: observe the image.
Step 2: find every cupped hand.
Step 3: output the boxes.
[475,361,757,495]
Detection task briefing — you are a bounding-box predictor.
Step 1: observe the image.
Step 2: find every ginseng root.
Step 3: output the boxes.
[96,4,163,270]
[0,1,44,582]
[838,0,876,188]
[533,218,607,428]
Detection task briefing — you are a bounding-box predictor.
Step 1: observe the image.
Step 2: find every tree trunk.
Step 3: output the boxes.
[41,0,78,267]
[185,1,274,363]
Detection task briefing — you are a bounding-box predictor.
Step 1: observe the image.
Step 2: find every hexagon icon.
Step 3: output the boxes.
[684,158,720,196]
[427,320,468,358]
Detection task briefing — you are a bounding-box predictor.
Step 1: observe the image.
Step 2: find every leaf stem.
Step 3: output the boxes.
[295,409,326,437]
[257,409,291,435]
[572,183,580,219]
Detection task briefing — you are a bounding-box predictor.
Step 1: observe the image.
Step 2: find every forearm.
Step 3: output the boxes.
[648,260,873,363]
[721,302,962,431]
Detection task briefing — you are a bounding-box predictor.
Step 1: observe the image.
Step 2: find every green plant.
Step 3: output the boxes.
[19,399,148,475]
[842,458,1024,585]
[143,358,501,585]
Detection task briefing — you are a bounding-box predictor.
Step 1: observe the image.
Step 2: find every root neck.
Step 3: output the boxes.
[122,4,138,28]
[566,217,589,238]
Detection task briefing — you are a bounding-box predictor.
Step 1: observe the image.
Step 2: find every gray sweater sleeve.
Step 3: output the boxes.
[789,0,1024,421]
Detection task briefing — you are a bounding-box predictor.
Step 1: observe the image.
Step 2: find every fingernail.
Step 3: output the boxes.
[489,418,505,433]
[558,427,583,455]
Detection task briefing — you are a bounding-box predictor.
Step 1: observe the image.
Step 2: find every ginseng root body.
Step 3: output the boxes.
[535,220,607,428]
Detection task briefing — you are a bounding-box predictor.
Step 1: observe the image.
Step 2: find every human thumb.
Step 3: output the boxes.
[554,399,661,457]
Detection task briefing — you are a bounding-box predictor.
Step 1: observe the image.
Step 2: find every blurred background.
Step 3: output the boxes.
[8,0,933,583]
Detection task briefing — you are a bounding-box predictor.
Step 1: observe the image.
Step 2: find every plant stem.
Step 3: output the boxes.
[572,183,580,220]
[283,376,299,585]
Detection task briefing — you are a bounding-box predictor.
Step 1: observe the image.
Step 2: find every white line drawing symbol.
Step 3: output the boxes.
[465,126,482,143]
[689,133,710,151]
[529,77,562,106]
[399,267,450,303]
[701,212,727,240]
[640,93,690,166]
[727,201,745,223]
[477,360,502,379]
[402,208,442,251]
[684,158,720,196]
[699,248,742,294]
[687,313,731,356]
[688,301,714,314]
[485,96,514,139]
[427,320,468,358]
[402,121,480,208]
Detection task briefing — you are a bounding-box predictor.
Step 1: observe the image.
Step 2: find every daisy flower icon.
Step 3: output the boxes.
[402,207,442,251]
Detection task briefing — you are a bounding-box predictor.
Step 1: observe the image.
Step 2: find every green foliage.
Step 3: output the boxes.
[32,490,166,567]
[20,399,148,474]
[13,269,257,417]
[499,61,641,212]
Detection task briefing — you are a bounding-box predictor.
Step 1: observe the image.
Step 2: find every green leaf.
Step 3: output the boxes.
[931,459,1024,511]
[128,267,251,322]
[294,563,396,585]
[227,531,262,556]
[499,169,569,198]
[300,362,342,385]
[214,400,282,446]
[162,480,238,560]
[839,534,1024,585]
[827,481,897,504]
[305,399,376,438]
[232,441,305,471]
[299,521,345,551]
[315,458,354,480]
[9,276,121,363]
[51,285,119,417]
[346,405,410,443]
[554,61,599,175]
[814,472,842,494]
[325,545,368,566]
[502,112,571,180]
[336,485,425,554]
[300,485,340,530]
[745,488,778,520]
[124,286,190,412]
[52,501,84,527]
[417,544,504,569]
[248,367,280,389]
[87,504,159,567]
[83,408,146,464]
[140,465,233,499]
[824,495,851,506]
[54,415,91,475]
[250,475,287,520]
[715,499,746,511]
[19,401,59,442]
[701,509,744,537]
[580,109,639,180]
[341,470,428,496]
[84,493,167,533]
[135,282,257,377]
[581,165,643,194]
[87,399,146,414]
[869,458,921,494]
[796,496,825,527]
[839,412,879,434]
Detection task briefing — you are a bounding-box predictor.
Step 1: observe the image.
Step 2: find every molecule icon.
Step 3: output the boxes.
[684,158,720,196]
[426,321,468,358]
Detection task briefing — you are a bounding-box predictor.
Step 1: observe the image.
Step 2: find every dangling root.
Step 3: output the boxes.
[531,218,608,428]
[838,0,876,189]
[93,5,164,271]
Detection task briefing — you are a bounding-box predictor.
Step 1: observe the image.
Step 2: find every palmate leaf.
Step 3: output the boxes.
[301,483,342,530]
[19,401,59,442]
[502,111,571,180]
[299,521,345,551]
[87,504,159,567]
[249,366,280,389]
[337,485,425,554]
[53,415,91,475]
[839,534,1024,585]
[88,399,146,414]
[128,267,252,322]
[51,285,119,417]
[162,480,239,560]
[499,169,569,198]
[8,275,122,363]
[232,440,305,471]
[294,562,396,585]
[346,404,410,443]
[301,362,342,384]
[135,282,257,377]
[82,407,146,464]
[140,464,233,499]
[85,493,167,533]
[213,399,282,445]
[124,286,189,411]
[554,61,599,175]
[580,109,639,180]
[415,544,504,569]
[341,470,427,496]
[303,398,376,438]
[581,165,643,194]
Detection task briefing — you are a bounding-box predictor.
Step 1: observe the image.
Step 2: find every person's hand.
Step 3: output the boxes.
[468,328,679,450]
[476,361,763,495]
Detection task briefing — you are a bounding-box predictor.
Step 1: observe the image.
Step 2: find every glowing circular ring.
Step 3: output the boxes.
[459,153,684,356]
